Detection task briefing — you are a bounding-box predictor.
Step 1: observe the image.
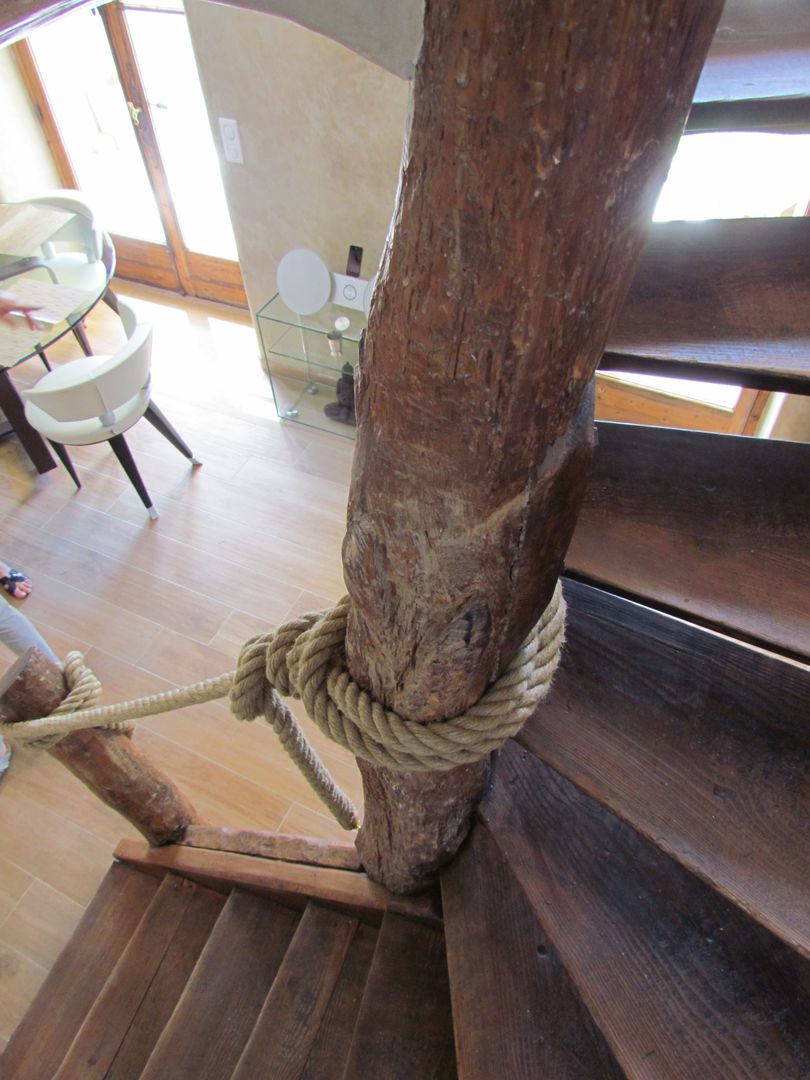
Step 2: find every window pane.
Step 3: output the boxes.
[655,133,810,221]
[126,9,238,260]
[28,8,166,244]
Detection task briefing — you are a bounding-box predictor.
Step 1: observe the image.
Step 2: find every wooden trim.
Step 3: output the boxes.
[112,234,182,291]
[179,825,362,871]
[596,373,736,433]
[99,1,195,294]
[0,0,109,47]
[114,838,443,927]
[10,39,78,188]
[737,388,773,435]
[687,97,810,134]
[186,251,247,308]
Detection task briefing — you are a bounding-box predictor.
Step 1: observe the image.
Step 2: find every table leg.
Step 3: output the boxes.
[0,367,57,474]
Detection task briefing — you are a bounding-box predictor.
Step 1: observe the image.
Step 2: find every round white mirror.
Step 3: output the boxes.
[277,249,332,315]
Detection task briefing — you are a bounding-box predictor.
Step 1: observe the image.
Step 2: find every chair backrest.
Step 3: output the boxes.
[23,305,153,426]
[23,190,104,262]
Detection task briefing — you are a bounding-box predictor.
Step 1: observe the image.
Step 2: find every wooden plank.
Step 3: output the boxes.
[54,874,197,1079]
[0,0,102,48]
[232,902,358,1079]
[300,924,378,1080]
[106,885,225,1080]
[519,580,810,959]
[607,217,810,394]
[180,824,362,871]
[568,422,810,658]
[140,888,299,1080]
[693,0,810,104]
[342,911,456,1080]
[1,863,158,1079]
[441,826,623,1079]
[114,838,443,927]
[482,743,810,1080]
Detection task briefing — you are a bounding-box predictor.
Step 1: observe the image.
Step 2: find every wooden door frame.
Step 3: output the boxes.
[12,3,246,307]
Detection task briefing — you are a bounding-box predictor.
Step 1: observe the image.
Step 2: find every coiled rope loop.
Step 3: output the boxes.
[0,585,566,831]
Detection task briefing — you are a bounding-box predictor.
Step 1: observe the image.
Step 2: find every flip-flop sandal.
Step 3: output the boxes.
[0,570,31,600]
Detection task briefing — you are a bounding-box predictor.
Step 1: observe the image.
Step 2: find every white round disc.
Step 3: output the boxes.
[277,249,332,315]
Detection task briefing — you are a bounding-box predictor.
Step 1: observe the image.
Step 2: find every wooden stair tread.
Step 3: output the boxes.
[441,825,623,1079]
[140,887,299,1080]
[342,911,456,1080]
[569,422,810,658]
[105,882,225,1080]
[232,902,359,1080]
[1,862,159,1080]
[608,217,810,393]
[693,0,810,107]
[299,923,378,1080]
[522,579,810,957]
[482,742,810,1080]
[54,873,199,1080]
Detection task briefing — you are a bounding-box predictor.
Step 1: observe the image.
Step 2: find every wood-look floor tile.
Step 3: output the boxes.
[0,943,48,1042]
[0,879,84,969]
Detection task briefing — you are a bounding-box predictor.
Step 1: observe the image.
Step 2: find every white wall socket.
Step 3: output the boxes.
[218,117,243,165]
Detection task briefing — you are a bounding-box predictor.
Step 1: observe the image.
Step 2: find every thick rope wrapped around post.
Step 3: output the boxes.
[0,585,566,830]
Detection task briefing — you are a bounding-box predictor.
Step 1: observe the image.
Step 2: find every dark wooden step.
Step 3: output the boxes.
[441,825,623,1079]
[232,902,358,1079]
[1,862,159,1080]
[54,873,199,1080]
[482,742,810,1080]
[521,579,810,959]
[608,217,810,394]
[342,911,456,1080]
[569,422,810,658]
[300,924,378,1080]
[140,887,299,1080]
[106,882,225,1080]
[700,0,810,97]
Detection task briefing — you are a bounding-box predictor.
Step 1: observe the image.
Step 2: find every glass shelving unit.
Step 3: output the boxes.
[256,293,365,439]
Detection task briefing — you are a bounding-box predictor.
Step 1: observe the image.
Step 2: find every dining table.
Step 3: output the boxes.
[0,200,115,474]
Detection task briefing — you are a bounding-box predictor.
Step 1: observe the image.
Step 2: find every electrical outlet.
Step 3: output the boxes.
[218,117,243,165]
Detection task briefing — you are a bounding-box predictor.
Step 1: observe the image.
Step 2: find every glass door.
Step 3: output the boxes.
[15,1,245,306]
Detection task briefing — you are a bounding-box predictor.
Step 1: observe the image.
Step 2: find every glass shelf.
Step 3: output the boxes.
[257,293,365,439]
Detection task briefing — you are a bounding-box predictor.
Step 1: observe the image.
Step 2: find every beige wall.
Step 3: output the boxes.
[769,394,810,442]
[199,0,424,78]
[0,45,61,200]
[184,0,410,320]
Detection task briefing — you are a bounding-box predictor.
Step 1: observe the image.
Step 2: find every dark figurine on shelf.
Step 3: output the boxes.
[324,362,356,426]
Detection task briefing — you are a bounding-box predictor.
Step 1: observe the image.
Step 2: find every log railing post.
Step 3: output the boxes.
[0,648,200,845]
[343,0,724,891]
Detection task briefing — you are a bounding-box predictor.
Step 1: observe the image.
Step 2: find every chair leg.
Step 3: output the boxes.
[144,400,202,465]
[36,347,51,372]
[102,287,120,315]
[72,320,93,357]
[48,442,81,489]
[108,434,158,519]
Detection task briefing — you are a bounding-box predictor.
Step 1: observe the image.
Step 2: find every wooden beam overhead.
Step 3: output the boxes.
[0,0,112,47]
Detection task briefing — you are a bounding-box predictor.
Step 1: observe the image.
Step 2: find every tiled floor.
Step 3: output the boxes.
[0,281,362,1046]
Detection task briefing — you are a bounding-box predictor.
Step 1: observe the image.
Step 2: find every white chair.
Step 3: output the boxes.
[21,301,200,519]
[15,190,119,355]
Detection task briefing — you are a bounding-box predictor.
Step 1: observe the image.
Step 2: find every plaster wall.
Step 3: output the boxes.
[770,394,810,442]
[0,45,61,200]
[184,0,410,321]
[199,0,424,78]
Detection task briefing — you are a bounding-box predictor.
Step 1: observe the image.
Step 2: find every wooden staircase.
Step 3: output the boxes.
[2,2,809,1077]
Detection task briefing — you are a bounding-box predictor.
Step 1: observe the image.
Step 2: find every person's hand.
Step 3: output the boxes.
[0,291,41,330]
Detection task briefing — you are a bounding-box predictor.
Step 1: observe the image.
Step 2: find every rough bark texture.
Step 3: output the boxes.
[0,648,199,845]
[344,0,724,892]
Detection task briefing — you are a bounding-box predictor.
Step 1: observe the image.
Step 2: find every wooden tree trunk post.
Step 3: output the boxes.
[343,0,723,892]
[0,648,200,845]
